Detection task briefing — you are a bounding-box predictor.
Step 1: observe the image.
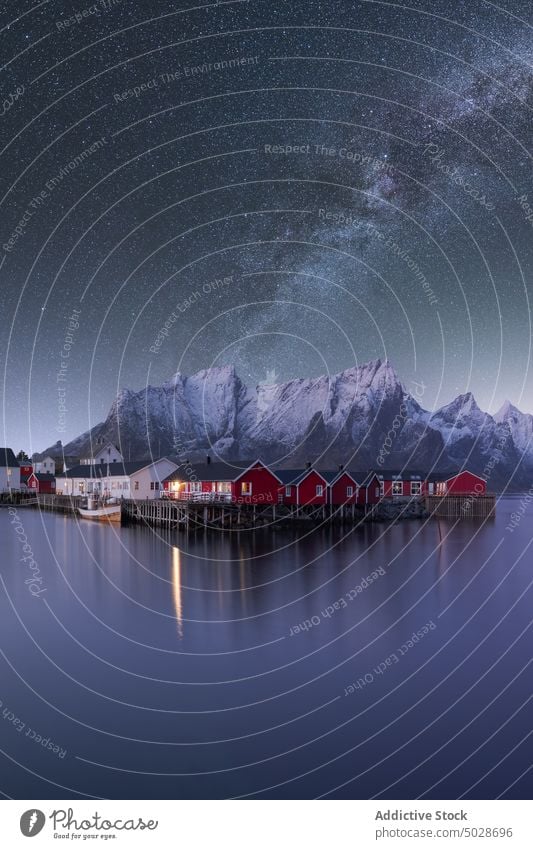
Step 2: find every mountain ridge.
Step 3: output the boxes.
[39,360,532,488]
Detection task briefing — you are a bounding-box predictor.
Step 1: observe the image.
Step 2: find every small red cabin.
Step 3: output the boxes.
[297,469,329,506]
[233,461,282,504]
[432,470,487,496]
[329,470,359,506]
[277,468,329,506]
[19,463,33,485]
[361,472,382,504]
[375,470,427,498]
[163,459,281,504]
[27,472,56,494]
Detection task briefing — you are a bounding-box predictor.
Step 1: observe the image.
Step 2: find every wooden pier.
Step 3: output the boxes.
[119,499,364,530]
[5,492,495,526]
[425,493,495,519]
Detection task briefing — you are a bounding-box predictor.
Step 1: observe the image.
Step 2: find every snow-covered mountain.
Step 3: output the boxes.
[493,401,533,464]
[43,360,532,487]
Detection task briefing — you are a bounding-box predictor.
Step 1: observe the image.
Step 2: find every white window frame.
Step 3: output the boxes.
[316,484,324,497]
[346,485,353,498]
[241,481,252,495]
[410,481,422,496]
[285,486,292,496]
[392,480,403,495]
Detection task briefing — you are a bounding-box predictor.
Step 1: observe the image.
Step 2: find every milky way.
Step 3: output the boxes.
[1,0,532,450]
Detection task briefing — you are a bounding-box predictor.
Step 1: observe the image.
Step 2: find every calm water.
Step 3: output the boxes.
[1,499,532,799]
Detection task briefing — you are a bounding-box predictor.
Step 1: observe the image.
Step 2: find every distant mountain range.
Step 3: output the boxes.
[41,360,533,489]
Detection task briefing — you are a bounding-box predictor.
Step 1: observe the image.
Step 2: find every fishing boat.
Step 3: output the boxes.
[78,497,121,522]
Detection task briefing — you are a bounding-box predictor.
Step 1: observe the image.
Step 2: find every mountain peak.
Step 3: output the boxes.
[494,399,521,422]
[448,391,479,412]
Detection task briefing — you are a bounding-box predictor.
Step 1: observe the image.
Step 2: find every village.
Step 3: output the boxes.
[0,440,494,528]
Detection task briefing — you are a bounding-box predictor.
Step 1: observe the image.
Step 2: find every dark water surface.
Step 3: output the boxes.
[1,498,532,799]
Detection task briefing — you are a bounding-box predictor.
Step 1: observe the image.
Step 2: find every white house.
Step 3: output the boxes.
[80,441,124,466]
[56,458,177,500]
[0,448,21,492]
[33,455,56,476]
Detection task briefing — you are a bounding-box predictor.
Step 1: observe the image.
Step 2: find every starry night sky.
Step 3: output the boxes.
[1,0,532,452]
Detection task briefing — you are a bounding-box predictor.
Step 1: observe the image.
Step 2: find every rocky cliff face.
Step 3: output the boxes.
[43,360,532,487]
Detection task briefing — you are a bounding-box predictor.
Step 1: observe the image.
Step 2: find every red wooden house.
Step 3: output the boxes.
[329,468,359,506]
[430,470,487,496]
[19,463,33,485]
[277,467,332,507]
[375,469,427,498]
[233,460,282,504]
[27,472,56,494]
[360,472,382,504]
[163,459,281,504]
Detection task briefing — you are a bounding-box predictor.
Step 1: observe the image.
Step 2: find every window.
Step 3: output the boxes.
[190,481,202,493]
[134,481,139,490]
[392,481,403,495]
[379,481,384,496]
[316,484,323,497]
[241,481,252,495]
[410,481,422,496]
[346,486,353,498]
[285,486,292,496]
[150,481,160,490]
[217,482,231,493]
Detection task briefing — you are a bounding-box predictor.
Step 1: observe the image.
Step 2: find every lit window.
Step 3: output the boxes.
[285,486,292,496]
[316,484,323,497]
[392,481,403,495]
[346,486,353,497]
[410,481,422,496]
[241,482,252,495]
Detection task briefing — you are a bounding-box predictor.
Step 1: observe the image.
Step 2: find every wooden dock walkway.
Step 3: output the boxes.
[425,493,495,519]
[4,493,496,526]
